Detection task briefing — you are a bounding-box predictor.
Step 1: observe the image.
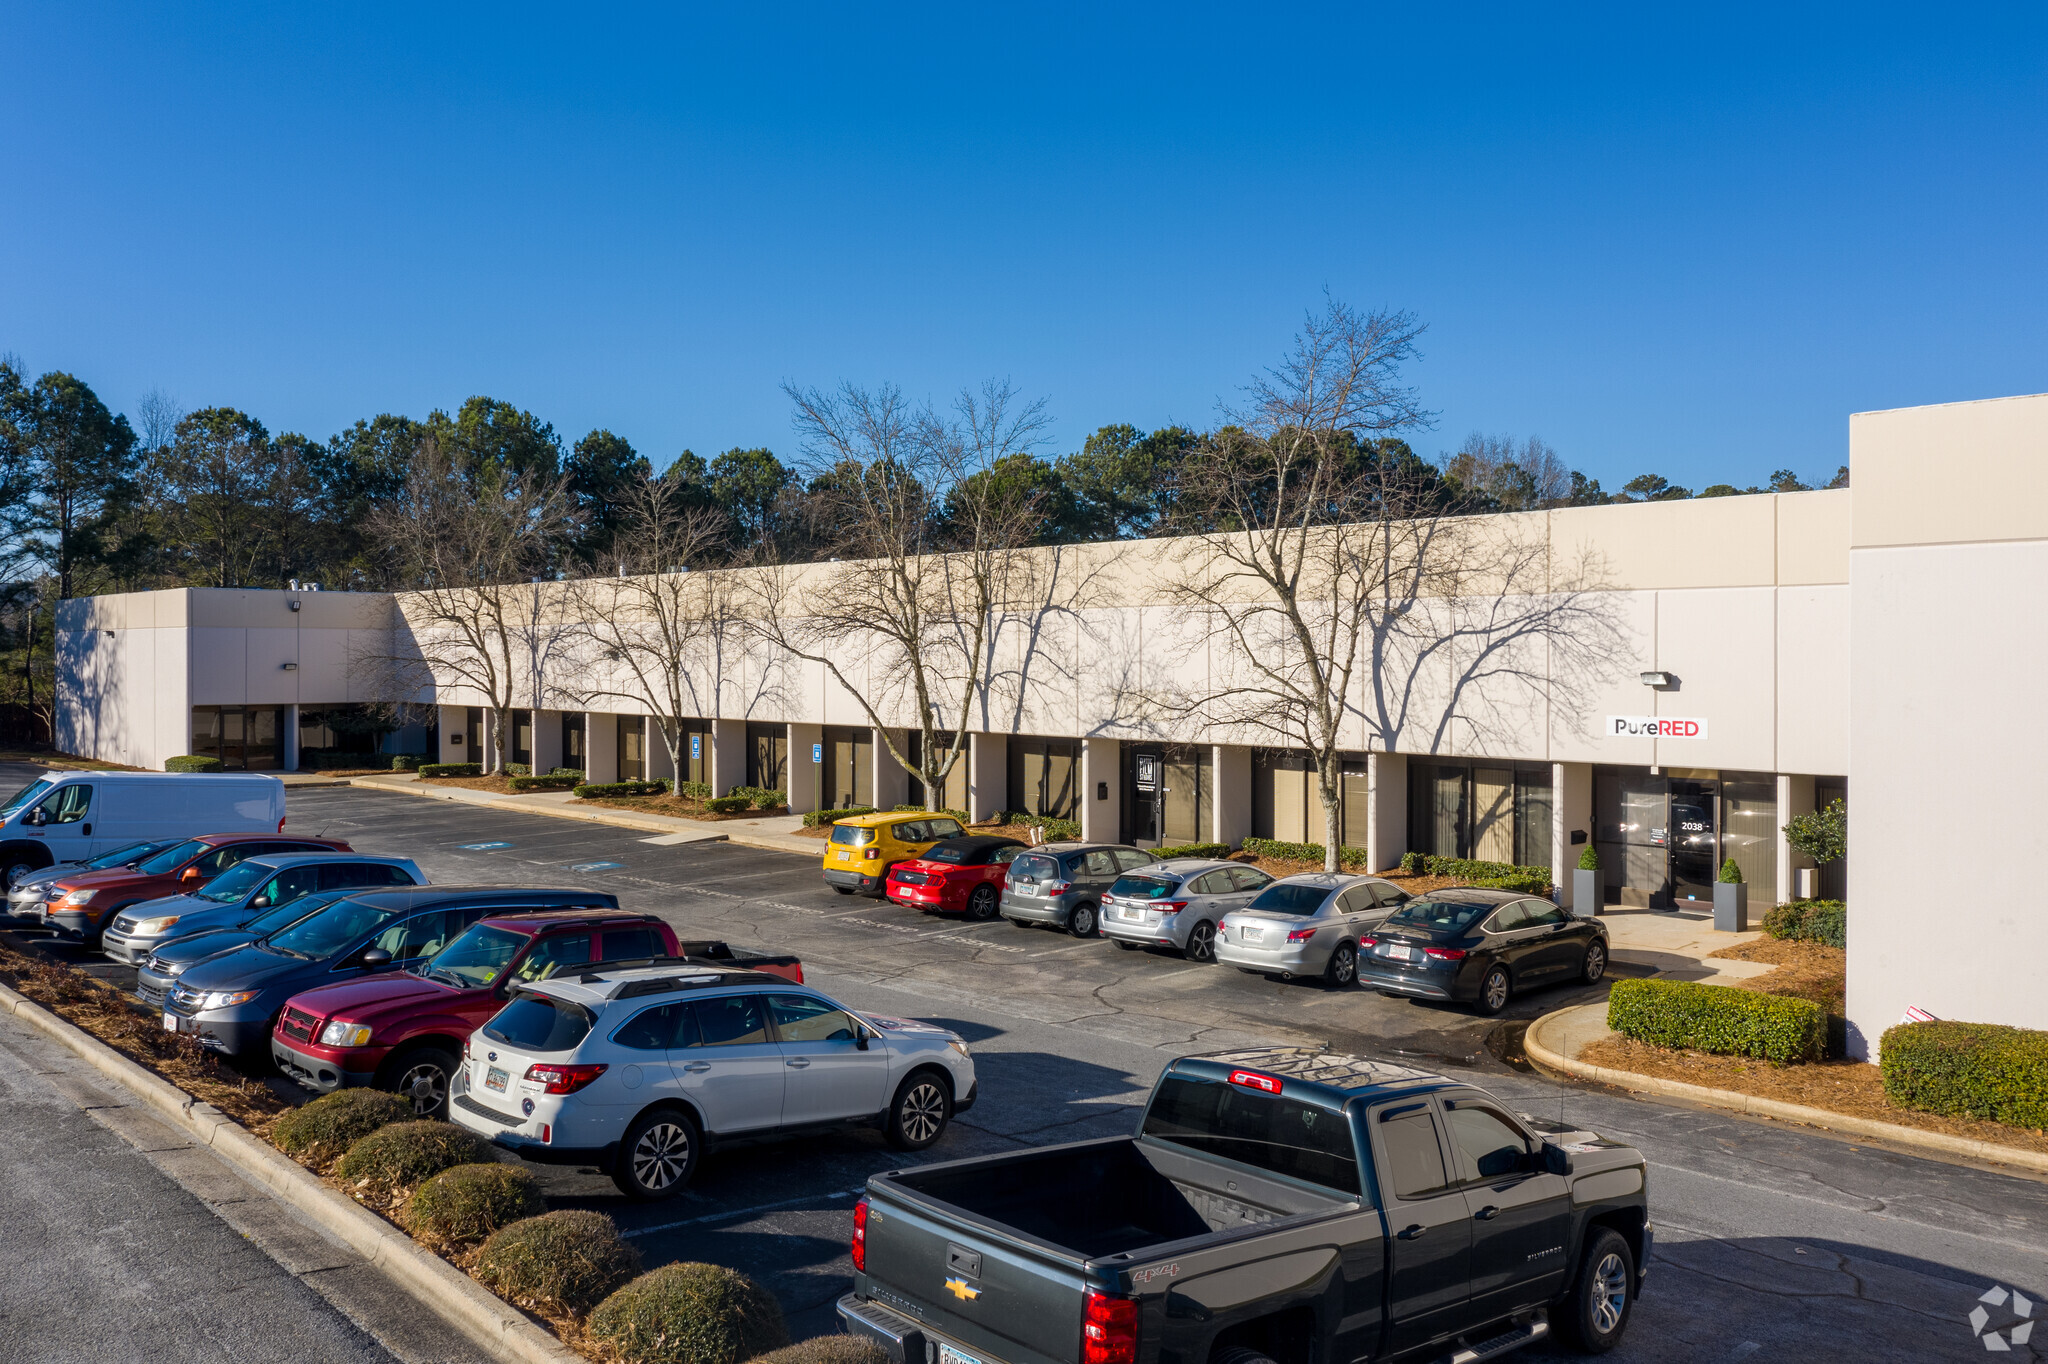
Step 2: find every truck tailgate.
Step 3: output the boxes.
[864,1191,1085,1364]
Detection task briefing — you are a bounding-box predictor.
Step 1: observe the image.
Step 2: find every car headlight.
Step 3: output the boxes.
[948,1038,972,1059]
[197,989,260,1010]
[131,914,181,934]
[319,1021,373,1048]
[60,889,98,906]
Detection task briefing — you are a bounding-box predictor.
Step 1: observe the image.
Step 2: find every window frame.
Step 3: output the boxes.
[1438,1095,1538,1186]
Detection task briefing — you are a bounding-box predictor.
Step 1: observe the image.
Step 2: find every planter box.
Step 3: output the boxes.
[1714,880,1749,932]
[1571,868,1602,920]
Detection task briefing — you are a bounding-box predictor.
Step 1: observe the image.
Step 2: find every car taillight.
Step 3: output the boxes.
[1286,927,1317,942]
[1157,901,1188,913]
[1082,1291,1138,1364]
[522,1063,608,1094]
[851,1196,869,1272]
[1359,935,1378,947]
[1047,881,1071,895]
[1425,946,1467,961]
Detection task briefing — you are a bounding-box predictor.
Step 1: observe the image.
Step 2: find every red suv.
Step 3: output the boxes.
[39,833,352,943]
[271,907,805,1116]
[885,835,1028,920]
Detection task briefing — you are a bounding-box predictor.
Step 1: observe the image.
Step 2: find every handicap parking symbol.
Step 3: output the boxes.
[459,841,514,851]
[568,861,625,873]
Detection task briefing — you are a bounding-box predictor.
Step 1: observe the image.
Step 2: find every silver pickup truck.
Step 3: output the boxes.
[841,1048,1650,1364]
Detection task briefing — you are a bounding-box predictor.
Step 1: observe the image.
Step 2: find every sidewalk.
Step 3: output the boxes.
[1593,905,1771,984]
[333,771,821,856]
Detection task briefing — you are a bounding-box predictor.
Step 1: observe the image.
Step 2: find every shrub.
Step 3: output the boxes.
[402,1162,546,1249]
[588,1262,789,1364]
[1784,797,1846,866]
[505,762,532,776]
[731,786,787,810]
[1151,842,1231,860]
[1400,851,1423,874]
[420,762,483,778]
[1033,817,1081,842]
[1762,898,1846,949]
[573,780,669,799]
[336,1120,496,1192]
[390,754,427,771]
[705,795,751,813]
[507,774,581,793]
[548,766,586,779]
[1577,845,1600,871]
[1241,836,1370,869]
[164,754,224,773]
[803,805,878,828]
[271,1089,412,1165]
[752,1340,893,1364]
[474,1210,642,1317]
[1879,1021,2048,1130]
[1607,977,1825,1064]
[677,780,712,800]
[1718,858,1743,884]
[894,804,970,824]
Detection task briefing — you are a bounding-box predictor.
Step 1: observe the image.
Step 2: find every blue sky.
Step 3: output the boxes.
[4,4,2044,491]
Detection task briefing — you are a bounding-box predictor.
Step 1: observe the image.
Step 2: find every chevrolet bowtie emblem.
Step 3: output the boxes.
[945,1277,981,1301]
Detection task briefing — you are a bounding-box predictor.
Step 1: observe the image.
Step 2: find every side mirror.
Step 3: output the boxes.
[360,948,394,969]
[24,809,46,827]
[1539,1142,1574,1176]
[250,895,271,909]
[855,1028,871,1051]
[181,867,203,885]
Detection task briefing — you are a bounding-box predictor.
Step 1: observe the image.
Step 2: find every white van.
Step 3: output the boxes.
[0,771,288,888]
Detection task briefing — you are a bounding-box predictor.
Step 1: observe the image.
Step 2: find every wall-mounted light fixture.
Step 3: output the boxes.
[1639,670,1674,689]
[288,600,302,612]
[281,662,299,671]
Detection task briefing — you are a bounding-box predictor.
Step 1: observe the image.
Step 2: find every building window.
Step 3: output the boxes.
[1008,737,1079,819]
[746,722,787,793]
[618,715,647,782]
[823,726,873,808]
[562,713,585,771]
[1814,778,1846,901]
[905,731,965,812]
[513,714,534,769]
[191,706,284,771]
[1408,760,1552,868]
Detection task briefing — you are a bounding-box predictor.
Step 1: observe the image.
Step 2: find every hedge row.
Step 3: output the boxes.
[573,780,668,799]
[893,804,970,823]
[677,780,712,800]
[805,805,878,828]
[729,785,788,810]
[1243,836,1370,869]
[1031,817,1081,841]
[1763,899,1847,949]
[1880,1020,2048,1130]
[705,796,751,813]
[506,774,580,793]
[1151,842,1232,860]
[164,754,224,773]
[1608,977,1825,1064]
[419,762,482,778]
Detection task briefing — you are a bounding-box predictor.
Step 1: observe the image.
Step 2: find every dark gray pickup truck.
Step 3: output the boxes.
[840,1049,1649,1364]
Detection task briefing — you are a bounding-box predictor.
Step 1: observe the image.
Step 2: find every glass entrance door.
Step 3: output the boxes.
[1668,776,1720,904]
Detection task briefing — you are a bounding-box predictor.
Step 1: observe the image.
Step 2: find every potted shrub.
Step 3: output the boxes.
[1713,858,1749,932]
[1571,845,1602,919]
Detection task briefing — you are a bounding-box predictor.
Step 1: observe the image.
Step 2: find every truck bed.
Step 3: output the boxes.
[884,1135,1353,1260]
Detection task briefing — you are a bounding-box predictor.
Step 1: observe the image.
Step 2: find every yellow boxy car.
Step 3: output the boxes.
[821,811,967,897]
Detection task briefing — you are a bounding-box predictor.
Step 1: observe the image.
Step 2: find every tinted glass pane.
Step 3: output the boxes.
[1142,1075,1361,1195]
[1011,854,1060,881]
[138,838,207,875]
[268,900,404,958]
[1379,1112,1449,1198]
[483,995,592,1052]
[1486,903,1531,933]
[601,927,662,962]
[1384,899,1490,934]
[514,932,593,982]
[1247,884,1331,915]
[1229,866,1273,893]
[1445,1106,1529,1182]
[1520,902,1568,928]
[691,995,768,1046]
[1109,876,1177,900]
[0,779,53,819]
[768,994,858,1042]
[829,824,876,846]
[614,1002,687,1051]
[194,861,271,903]
[373,910,456,959]
[426,925,527,987]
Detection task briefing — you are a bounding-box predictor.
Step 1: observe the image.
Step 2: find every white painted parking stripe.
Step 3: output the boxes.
[622,1186,866,1237]
[639,833,703,845]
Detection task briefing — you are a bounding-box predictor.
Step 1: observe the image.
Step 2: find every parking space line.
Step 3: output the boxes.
[621,1186,866,1237]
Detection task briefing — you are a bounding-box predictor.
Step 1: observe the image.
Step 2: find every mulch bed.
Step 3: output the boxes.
[1707,937,1846,1014]
[574,793,785,822]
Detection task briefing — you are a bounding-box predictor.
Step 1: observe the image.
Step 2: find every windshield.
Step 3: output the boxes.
[87,840,168,870]
[139,839,209,876]
[423,924,527,988]
[194,861,272,904]
[1246,883,1332,916]
[244,891,347,936]
[1384,899,1491,934]
[828,824,875,847]
[1143,1074,1361,1196]
[483,994,593,1052]
[266,899,403,959]
[1109,875,1178,900]
[0,779,54,820]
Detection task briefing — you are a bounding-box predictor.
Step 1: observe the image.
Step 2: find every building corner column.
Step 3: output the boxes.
[1554,762,1593,911]
[709,718,745,797]
[968,733,1008,823]
[1081,737,1121,843]
[788,722,824,814]
[1367,752,1408,873]
[1212,744,1252,847]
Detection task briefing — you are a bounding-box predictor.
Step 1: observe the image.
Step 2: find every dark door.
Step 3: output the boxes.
[562,713,586,772]
[1371,1101,1474,1355]
[1669,777,1719,904]
[1516,900,1585,980]
[1125,748,1164,846]
[1440,1093,1571,1317]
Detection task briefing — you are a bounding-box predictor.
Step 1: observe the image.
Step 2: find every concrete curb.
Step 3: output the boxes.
[0,981,583,1363]
[342,774,821,855]
[1523,1002,2048,1175]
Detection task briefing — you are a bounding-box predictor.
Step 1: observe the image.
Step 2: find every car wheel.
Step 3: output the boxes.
[1323,942,1357,988]
[611,1107,701,1199]
[1113,939,1142,951]
[967,885,999,921]
[1562,1227,1635,1352]
[885,1071,952,1150]
[1068,901,1099,938]
[382,1046,458,1119]
[830,885,857,896]
[1185,920,1217,963]
[1476,964,1511,1016]
[4,857,44,891]
[1581,940,1608,985]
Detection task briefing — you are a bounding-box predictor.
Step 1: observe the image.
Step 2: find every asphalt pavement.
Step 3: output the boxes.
[7,774,2047,1361]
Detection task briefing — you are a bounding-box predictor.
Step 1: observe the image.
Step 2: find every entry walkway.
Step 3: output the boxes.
[1591,905,1770,983]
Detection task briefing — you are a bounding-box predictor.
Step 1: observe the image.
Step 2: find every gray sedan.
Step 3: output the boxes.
[1098,859,1275,961]
[1213,873,1412,986]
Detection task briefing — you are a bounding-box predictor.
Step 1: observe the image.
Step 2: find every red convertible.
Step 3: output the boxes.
[885,836,1028,920]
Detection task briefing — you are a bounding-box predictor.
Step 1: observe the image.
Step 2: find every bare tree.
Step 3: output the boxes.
[562,469,739,780]
[1442,433,1571,510]
[1161,298,1621,872]
[361,436,576,772]
[744,379,1051,810]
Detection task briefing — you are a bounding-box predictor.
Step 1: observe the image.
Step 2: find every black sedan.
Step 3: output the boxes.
[1357,887,1608,1016]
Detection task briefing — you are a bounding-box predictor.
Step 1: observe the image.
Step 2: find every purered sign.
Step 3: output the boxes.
[1607,716,1708,739]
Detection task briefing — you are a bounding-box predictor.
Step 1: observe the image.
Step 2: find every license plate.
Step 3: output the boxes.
[836,850,850,861]
[1384,943,1414,961]
[1242,926,1263,942]
[939,1345,982,1364]
[485,1066,509,1093]
[163,1012,178,1032]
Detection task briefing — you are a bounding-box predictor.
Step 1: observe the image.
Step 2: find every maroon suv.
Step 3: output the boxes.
[40,832,352,942]
[271,907,804,1116]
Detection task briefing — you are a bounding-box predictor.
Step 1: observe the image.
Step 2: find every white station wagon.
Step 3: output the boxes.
[450,964,978,1198]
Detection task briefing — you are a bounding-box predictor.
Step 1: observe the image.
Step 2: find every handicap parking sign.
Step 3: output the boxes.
[690,734,701,759]
[813,742,823,764]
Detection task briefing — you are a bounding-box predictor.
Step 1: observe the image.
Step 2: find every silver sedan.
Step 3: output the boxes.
[1214,873,1411,985]
[1098,859,1274,961]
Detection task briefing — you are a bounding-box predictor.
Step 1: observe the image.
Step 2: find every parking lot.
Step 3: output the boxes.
[11,780,2048,1360]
